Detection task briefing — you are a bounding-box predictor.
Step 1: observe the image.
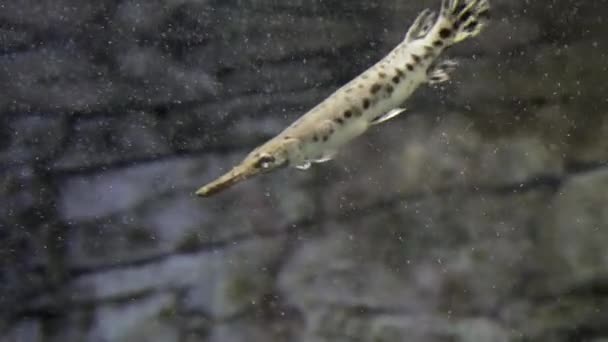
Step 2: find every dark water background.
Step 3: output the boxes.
[2,0,608,341]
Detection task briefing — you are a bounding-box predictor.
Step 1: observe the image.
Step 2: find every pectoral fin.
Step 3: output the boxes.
[294,161,311,170]
[370,107,407,125]
[312,150,337,163]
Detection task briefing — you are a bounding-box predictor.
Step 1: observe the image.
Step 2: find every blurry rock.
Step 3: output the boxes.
[280,189,550,340]
[524,297,608,341]
[0,320,42,342]
[71,237,284,319]
[301,310,511,342]
[0,48,106,112]
[0,166,54,320]
[368,315,451,342]
[58,158,204,221]
[115,46,217,101]
[565,111,608,164]
[398,113,563,193]
[53,111,170,171]
[0,115,66,166]
[0,1,111,33]
[450,318,510,342]
[206,315,301,342]
[86,293,179,342]
[278,230,429,312]
[0,27,34,53]
[539,169,608,288]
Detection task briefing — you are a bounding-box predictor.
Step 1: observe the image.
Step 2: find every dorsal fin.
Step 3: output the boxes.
[405,9,437,42]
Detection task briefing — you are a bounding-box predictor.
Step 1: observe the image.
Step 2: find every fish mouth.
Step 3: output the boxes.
[195,165,260,197]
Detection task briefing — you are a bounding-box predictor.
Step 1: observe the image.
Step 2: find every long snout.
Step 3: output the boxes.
[195,164,259,197]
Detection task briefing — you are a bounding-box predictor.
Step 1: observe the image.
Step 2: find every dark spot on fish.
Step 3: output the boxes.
[433,40,443,47]
[424,45,433,52]
[344,110,352,118]
[392,75,400,84]
[386,85,394,94]
[322,135,328,142]
[353,107,362,117]
[283,136,291,139]
[358,83,364,89]
[406,64,414,71]
[334,117,344,125]
[439,28,451,39]
[313,134,319,142]
[424,53,433,59]
[412,54,421,63]
[363,98,370,109]
[395,68,405,77]
[329,128,334,134]
[379,72,387,78]
[362,74,369,79]
[370,83,382,94]
[345,87,353,93]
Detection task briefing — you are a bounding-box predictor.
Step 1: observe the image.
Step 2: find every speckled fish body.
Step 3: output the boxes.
[280,41,443,168]
[196,0,490,197]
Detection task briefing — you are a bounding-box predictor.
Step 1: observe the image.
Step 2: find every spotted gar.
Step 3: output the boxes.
[196,0,490,197]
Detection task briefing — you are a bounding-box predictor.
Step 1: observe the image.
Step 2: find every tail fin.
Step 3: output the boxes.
[436,0,490,44]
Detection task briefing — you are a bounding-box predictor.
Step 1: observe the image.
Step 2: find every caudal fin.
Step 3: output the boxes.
[436,0,490,45]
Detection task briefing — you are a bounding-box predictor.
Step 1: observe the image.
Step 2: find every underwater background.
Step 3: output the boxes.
[2,0,608,341]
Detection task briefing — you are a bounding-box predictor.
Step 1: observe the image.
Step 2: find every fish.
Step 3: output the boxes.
[196,0,490,197]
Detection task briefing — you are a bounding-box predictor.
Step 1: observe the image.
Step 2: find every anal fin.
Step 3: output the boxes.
[427,59,458,84]
[370,107,407,125]
[294,161,311,170]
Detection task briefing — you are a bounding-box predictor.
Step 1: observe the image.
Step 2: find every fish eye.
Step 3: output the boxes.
[254,155,275,169]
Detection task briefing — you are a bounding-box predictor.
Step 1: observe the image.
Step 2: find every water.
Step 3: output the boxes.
[2,0,608,341]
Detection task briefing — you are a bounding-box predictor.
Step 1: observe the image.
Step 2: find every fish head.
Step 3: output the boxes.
[195,139,291,197]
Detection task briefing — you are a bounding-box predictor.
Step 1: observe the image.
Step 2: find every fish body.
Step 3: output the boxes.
[197,0,490,197]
